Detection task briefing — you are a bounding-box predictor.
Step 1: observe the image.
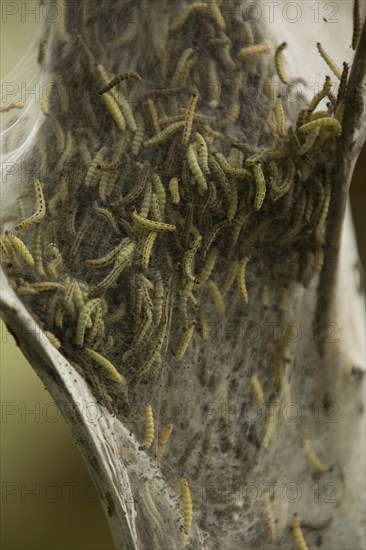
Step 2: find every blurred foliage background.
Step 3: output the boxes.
[0,1,364,549]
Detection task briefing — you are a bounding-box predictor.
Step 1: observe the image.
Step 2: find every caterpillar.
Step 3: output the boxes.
[251,374,264,407]
[98,71,142,94]
[298,116,342,136]
[274,41,288,84]
[220,260,238,297]
[207,280,225,320]
[252,162,266,210]
[76,298,104,346]
[316,42,341,79]
[187,145,208,192]
[236,43,271,63]
[175,321,196,361]
[168,177,180,205]
[262,495,276,542]
[143,404,155,449]
[101,92,126,131]
[182,94,198,145]
[92,242,135,295]
[15,179,46,230]
[237,256,250,304]
[84,348,126,386]
[304,438,330,473]
[4,232,35,267]
[147,98,160,134]
[92,202,120,234]
[183,236,202,283]
[292,513,309,550]
[180,476,193,536]
[157,424,173,464]
[130,208,176,232]
[352,0,361,50]
[140,231,158,270]
[274,96,285,136]
[143,121,185,148]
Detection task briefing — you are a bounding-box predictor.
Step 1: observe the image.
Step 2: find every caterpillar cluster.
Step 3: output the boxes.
[1,0,347,430]
[0,1,351,545]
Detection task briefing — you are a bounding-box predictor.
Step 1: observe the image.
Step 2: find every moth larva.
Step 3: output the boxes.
[143,404,155,449]
[308,76,332,112]
[16,179,46,230]
[175,321,196,361]
[40,73,56,115]
[143,121,185,148]
[252,162,266,210]
[262,402,277,448]
[203,221,229,258]
[170,48,195,86]
[304,438,330,473]
[152,174,166,218]
[17,282,64,296]
[187,144,208,192]
[130,208,176,232]
[92,242,135,295]
[115,92,137,132]
[5,231,35,267]
[274,41,288,84]
[251,374,264,406]
[45,331,61,349]
[236,43,271,63]
[183,235,202,283]
[209,157,231,197]
[0,101,25,113]
[168,177,180,205]
[207,280,225,320]
[139,181,152,219]
[47,243,63,279]
[76,298,104,346]
[131,308,153,349]
[194,132,209,174]
[182,94,198,146]
[140,231,158,270]
[86,238,130,268]
[131,111,145,156]
[157,424,173,464]
[180,476,193,536]
[316,42,341,79]
[106,301,126,323]
[139,313,168,377]
[179,280,194,328]
[352,0,361,50]
[297,128,319,157]
[274,96,285,137]
[199,249,217,285]
[57,130,74,171]
[220,260,238,297]
[101,92,126,131]
[262,495,276,543]
[292,513,309,550]
[314,179,331,240]
[237,256,250,304]
[150,192,162,222]
[207,0,225,29]
[200,309,210,340]
[206,58,221,108]
[147,98,160,134]
[92,201,120,234]
[84,348,126,386]
[98,71,142,94]
[84,147,108,188]
[213,151,252,179]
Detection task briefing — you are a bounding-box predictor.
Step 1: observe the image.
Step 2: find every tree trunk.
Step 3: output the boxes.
[1,1,365,548]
